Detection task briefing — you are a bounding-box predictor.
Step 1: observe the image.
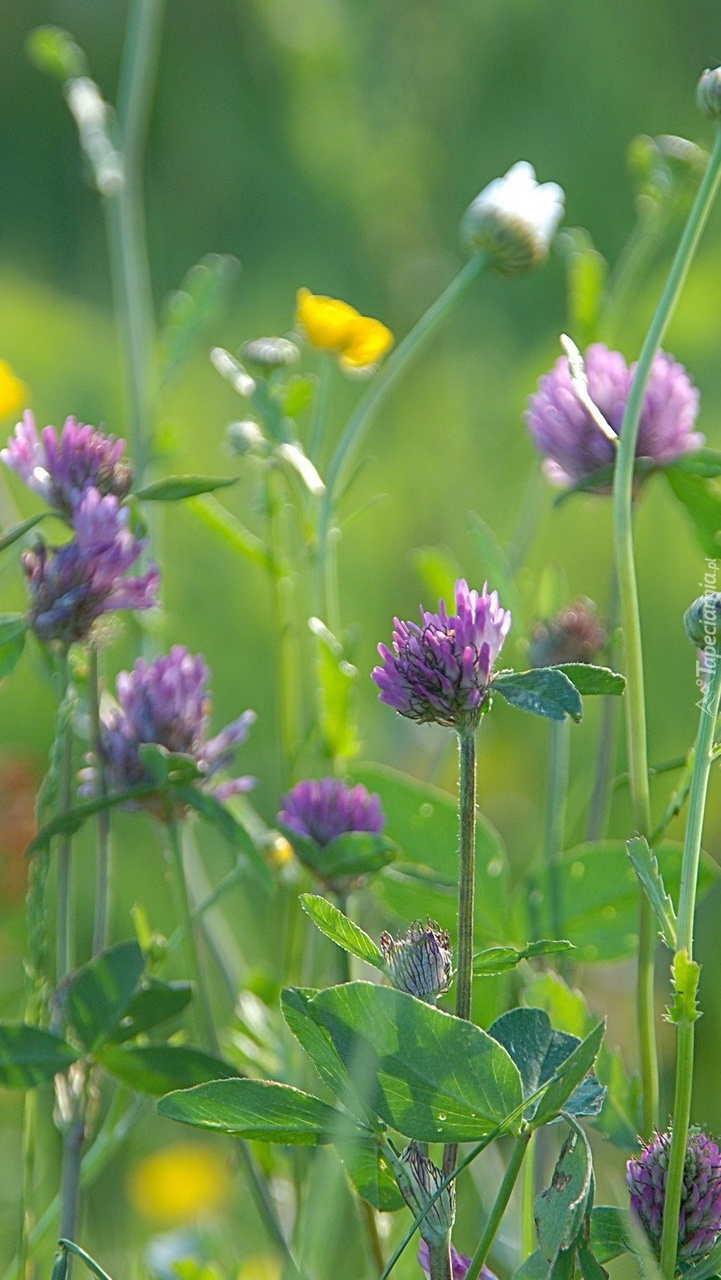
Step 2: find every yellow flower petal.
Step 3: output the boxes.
[0,360,27,420]
[340,316,394,370]
[127,1143,231,1223]
[296,287,359,354]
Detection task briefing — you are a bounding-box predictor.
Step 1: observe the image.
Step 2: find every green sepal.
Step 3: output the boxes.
[278,824,396,884]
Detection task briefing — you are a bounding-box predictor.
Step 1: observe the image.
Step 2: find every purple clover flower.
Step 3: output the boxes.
[627,1128,721,1264]
[2,411,133,521]
[83,645,256,808]
[23,487,159,644]
[278,778,385,848]
[526,344,703,489]
[418,1241,496,1280]
[373,580,511,731]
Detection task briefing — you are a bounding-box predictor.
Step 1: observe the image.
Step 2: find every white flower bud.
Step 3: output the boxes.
[462,162,564,274]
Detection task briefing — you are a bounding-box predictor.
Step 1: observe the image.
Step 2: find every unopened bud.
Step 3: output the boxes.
[697,68,721,121]
[684,592,721,650]
[462,162,564,275]
[394,1143,455,1247]
[226,419,265,456]
[380,920,452,1002]
[241,337,299,372]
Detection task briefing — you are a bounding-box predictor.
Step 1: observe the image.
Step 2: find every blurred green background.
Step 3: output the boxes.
[2,0,721,1276]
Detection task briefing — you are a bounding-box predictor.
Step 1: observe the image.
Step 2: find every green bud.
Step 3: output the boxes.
[684,592,721,649]
[393,1142,455,1247]
[26,26,87,82]
[697,67,721,121]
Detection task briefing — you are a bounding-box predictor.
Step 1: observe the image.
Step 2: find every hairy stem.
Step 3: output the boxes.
[444,729,476,1180]
[543,718,569,939]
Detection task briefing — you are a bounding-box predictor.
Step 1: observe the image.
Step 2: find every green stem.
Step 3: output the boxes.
[88,647,112,956]
[317,253,487,602]
[455,730,477,1023]
[3,1094,148,1280]
[465,1130,531,1280]
[543,719,569,939]
[428,1241,452,1280]
[520,1130,536,1260]
[612,124,721,1135]
[266,463,301,786]
[659,655,721,1280]
[326,253,486,505]
[444,728,476,1180]
[165,814,217,1054]
[106,0,165,483]
[55,648,74,991]
[586,565,620,842]
[308,356,333,463]
[18,1090,37,1280]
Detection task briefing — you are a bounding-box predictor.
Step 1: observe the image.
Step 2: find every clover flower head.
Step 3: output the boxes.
[278,777,385,849]
[627,1128,721,1264]
[83,645,255,808]
[0,360,27,422]
[698,67,721,120]
[380,920,452,1002]
[22,487,159,644]
[526,344,702,490]
[419,1241,497,1280]
[2,411,133,520]
[462,161,564,273]
[373,579,511,731]
[529,599,606,668]
[295,288,393,372]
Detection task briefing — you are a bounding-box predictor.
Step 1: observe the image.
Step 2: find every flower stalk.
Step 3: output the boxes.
[659,650,721,1279]
[465,1128,532,1280]
[612,123,721,1136]
[88,645,112,956]
[164,812,217,1054]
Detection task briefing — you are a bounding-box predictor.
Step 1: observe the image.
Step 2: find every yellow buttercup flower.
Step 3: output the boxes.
[127,1142,231,1223]
[341,316,394,370]
[0,360,27,420]
[296,288,393,371]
